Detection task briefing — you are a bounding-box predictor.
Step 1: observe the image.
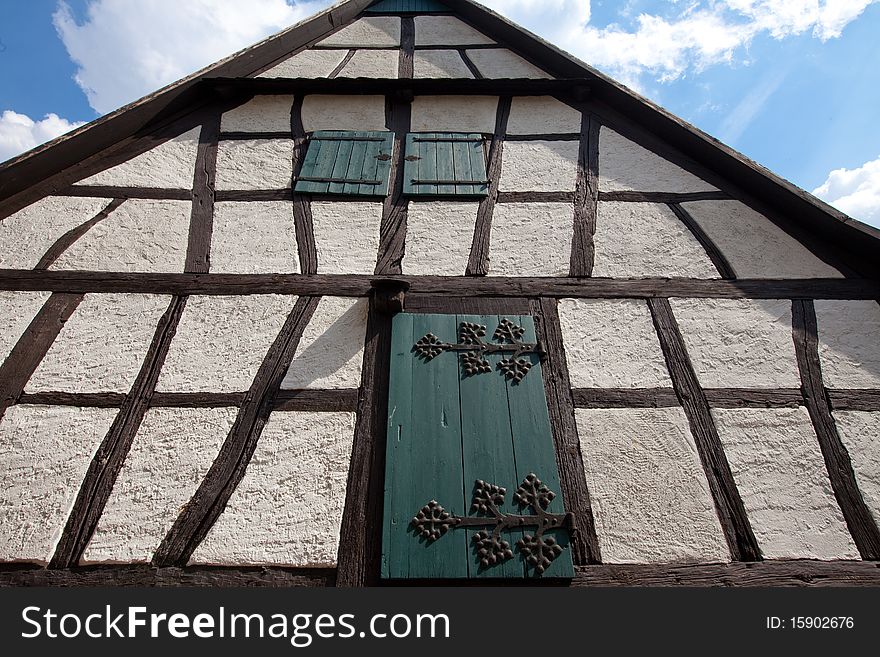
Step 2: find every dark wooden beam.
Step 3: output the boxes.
[572,388,680,408]
[34,199,126,270]
[648,297,760,562]
[329,49,356,79]
[291,95,318,274]
[570,113,599,277]
[466,96,511,276]
[375,95,412,275]
[220,131,293,140]
[17,391,127,408]
[336,293,393,586]
[49,295,188,568]
[458,48,483,79]
[185,114,221,273]
[668,202,736,279]
[497,191,575,203]
[405,294,530,315]
[153,296,320,567]
[2,270,877,300]
[791,299,880,560]
[0,293,83,421]
[0,564,335,587]
[216,189,293,201]
[506,133,580,142]
[63,186,192,200]
[599,190,731,203]
[273,388,359,412]
[704,388,805,408]
[531,298,602,564]
[399,17,415,79]
[829,389,880,412]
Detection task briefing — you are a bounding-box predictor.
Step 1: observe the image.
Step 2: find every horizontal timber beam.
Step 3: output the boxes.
[1,270,877,299]
[572,388,811,409]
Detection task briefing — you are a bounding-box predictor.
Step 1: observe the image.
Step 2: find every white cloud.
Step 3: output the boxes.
[53,0,328,114]
[0,110,85,163]
[717,67,787,143]
[813,156,880,227]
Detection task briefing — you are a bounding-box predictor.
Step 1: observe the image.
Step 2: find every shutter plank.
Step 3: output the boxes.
[452,136,474,196]
[327,134,355,195]
[301,131,342,194]
[372,131,395,197]
[344,134,369,196]
[505,315,575,578]
[458,314,525,578]
[402,133,418,197]
[470,134,489,197]
[420,133,439,196]
[436,137,456,196]
[294,132,326,194]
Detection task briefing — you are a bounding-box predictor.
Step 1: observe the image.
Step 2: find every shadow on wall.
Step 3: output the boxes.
[281,298,370,389]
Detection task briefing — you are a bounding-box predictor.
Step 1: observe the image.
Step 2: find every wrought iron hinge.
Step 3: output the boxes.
[412,474,574,575]
[413,318,542,382]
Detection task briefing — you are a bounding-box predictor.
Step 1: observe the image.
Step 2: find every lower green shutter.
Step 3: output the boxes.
[381,313,575,579]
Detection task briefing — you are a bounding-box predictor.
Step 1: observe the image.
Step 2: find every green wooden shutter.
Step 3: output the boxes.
[365,0,450,12]
[382,313,575,579]
[295,131,394,196]
[403,133,489,197]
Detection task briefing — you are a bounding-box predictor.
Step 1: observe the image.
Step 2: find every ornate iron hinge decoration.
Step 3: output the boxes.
[411,473,573,575]
[412,318,542,383]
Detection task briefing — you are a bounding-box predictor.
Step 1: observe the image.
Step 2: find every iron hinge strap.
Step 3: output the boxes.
[296,177,382,185]
[411,179,489,185]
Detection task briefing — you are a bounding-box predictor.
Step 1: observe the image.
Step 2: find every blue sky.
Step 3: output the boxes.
[1,0,878,226]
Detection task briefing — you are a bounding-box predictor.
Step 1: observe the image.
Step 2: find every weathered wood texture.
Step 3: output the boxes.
[598,190,730,203]
[153,296,321,567]
[829,389,880,412]
[399,17,415,79]
[220,131,293,140]
[375,97,413,276]
[2,271,876,299]
[467,96,511,276]
[531,298,602,565]
[0,293,83,421]
[274,388,359,412]
[572,388,807,409]
[291,95,318,274]
[329,50,356,79]
[405,294,530,315]
[34,198,126,270]
[791,299,880,560]
[336,294,393,586]
[668,202,736,279]
[49,295,188,568]
[0,565,335,588]
[185,114,221,273]
[570,113,600,277]
[648,297,760,562]
[458,49,483,79]
[62,186,193,200]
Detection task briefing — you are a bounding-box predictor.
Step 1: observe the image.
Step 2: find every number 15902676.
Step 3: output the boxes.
[766,617,854,630]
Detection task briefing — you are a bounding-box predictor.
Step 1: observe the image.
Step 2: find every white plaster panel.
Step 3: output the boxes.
[488,202,572,277]
[211,201,299,274]
[559,298,672,388]
[683,200,843,278]
[82,407,235,563]
[50,199,189,273]
[499,140,579,192]
[0,291,51,366]
[599,127,717,193]
[258,49,348,78]
[215,139,294,190]
[834,411,880,526]
[190,411,355,567]
[576,407,730,563]
[311,201,381,274]
[403,201,478,275]
[338,49,399,78]
[0,196,111,269]
[670,298,800,388]
[414,16,496,46]
[414,50,474,79]
[221,95,294,133]
[78,127,200,188]
[507,96,581,135]
[282,297,367,390]
[317,17,400,47]
[466,49,553,79]
[27,293,171,394]
[0,405,117,564]
[815,301,880,389]
[301,95,388,132]
[714,408,858,559]
[157,294,297,393]
[593,201,718,278]
[411,95,498,133]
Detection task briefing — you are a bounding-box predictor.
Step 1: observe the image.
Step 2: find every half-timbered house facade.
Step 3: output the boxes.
[1,0,879,586]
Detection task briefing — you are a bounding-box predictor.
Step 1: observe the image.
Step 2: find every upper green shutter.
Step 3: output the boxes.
[382,313,575,579]
[365,0,450,12]
[403,133,489,197]
[295,131,394,196]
